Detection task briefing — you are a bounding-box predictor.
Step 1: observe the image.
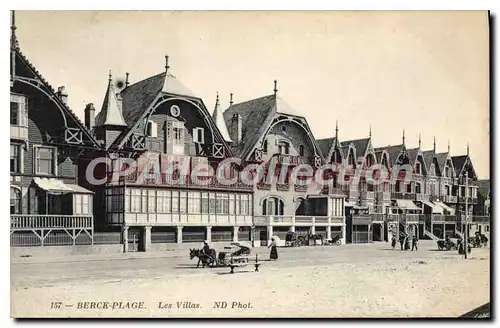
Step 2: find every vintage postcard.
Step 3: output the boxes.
[9,10,490,318]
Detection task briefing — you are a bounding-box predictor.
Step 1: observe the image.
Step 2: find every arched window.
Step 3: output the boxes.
[348,149,356,166]
[262,197,284,215]
[10,187,21,214]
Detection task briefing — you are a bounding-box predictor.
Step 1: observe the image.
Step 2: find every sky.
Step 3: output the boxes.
[14,11,490,178]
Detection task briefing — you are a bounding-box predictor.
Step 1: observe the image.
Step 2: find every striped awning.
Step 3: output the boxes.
[422,201,444,214]
[395,199,421,211]
[434,201,455,215]
[33,177,93,195]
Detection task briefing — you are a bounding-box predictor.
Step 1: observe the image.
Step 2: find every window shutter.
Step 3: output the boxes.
[192,128,199,143]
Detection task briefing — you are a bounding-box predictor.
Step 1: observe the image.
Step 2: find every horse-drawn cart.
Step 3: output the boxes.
[190,243,261,273]
[437,239,457,251]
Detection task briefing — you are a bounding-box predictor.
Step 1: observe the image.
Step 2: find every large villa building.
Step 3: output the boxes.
[9,13,489,252]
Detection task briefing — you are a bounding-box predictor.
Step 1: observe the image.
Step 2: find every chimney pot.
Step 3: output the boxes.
[84,103,96,130]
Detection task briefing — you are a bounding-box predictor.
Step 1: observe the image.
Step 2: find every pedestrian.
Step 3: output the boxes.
[391,235,397,249]
[400,234,405,251]
[405,236,410,251]
[268,238,278,260]
[411,235,418,251]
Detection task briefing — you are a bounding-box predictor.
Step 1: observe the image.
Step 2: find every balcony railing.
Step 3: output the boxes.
[387,214,424,223]
[321,186,349,196]
[441,195,458,203]
[458,197,478,204]
[275,154,302,166]
[121,172,253,191]
[430,214,459,223]
[415,193,429,202]
[360,190,375,200]
[252,215,344,226]
[10,124,28,141]
[11,214,93,230]
[391,192,414,200]
[471,215,489,223]
[376,191,391,201]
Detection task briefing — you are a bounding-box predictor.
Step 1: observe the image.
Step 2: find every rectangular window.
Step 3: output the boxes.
[131,189,141,213]
[141,189,147,213]
[240,194,249,215]
[156,190,171,213]
[209,193,216,214]
[172,191,179,213]
[299,144,305,157]
[35,146,55,175]
[10,102,19,125]
[188,192,201,213]
[10,144,21,173]
[192,127,205,144]
[148,189,156,213]
[179,191,187,213]
[10,94,26,126]
[174,127,182,145]
[263,140,268,153]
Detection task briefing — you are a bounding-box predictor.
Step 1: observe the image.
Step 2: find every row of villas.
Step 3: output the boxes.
[9,14,490,252]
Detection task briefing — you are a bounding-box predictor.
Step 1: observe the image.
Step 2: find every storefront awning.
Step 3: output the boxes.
[34,178,93,195]
[434,201,455,215]
[395,199,421,211]
[422,201,443,214]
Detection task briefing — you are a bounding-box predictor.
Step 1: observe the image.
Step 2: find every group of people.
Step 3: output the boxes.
[391,233,418,251]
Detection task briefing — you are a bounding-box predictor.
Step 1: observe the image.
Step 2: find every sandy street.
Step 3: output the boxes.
[11,241,490,318]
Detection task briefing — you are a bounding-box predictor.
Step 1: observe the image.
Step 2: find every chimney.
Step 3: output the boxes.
[84,103,95,130]
[230,113,242,144]
[57,86,68,104]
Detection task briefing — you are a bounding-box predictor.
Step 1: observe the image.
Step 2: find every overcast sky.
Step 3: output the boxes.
[14,11,490,178]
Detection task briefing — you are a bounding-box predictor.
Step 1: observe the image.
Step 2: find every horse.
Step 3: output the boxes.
[189,248,217,268]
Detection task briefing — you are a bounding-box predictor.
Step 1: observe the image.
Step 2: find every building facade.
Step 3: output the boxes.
[10,14,101,247]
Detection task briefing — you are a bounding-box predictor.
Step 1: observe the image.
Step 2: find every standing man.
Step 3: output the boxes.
[411,235,418,251]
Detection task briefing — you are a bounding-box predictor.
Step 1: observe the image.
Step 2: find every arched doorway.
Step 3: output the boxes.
[10,187,21,214]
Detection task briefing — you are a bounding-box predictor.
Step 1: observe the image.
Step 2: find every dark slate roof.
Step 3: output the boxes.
[406,147,420,165]
[223,94,306,158]
[421,150,435,169]
[451,155,468,176]
[474,179,490,198]
[435,152,450,173]
[12,47,101,149]
[110,72,200,148]
[374,144,404,166]
[317,138,334,159]
[340,138,370,157]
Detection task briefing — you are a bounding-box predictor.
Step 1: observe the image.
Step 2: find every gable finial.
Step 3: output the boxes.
[273,80,278,96]
[402,129,405,145]
[215,91,220,107]
[165,55,170,74]
[369,125,372,138]
[467,143,470,156]
[125,72,130,88]
[335,120,339,140]
[108,69,112,84]
[11,11,19,49]
[229,93,234,106]
[433,136,436,152]
[418,133,421,148]
[447,140,450,153]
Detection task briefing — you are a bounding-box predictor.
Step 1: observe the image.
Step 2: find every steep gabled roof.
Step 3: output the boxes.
[317,138,334,159]
[340,138,371,158]
[451,155,468,176]
[374,144,405,166]
[10,32,101,149]
[95,76,126,127]
[212,94,232,143]
[435,152,450,174]
[421,150,435,169]
[406,148,420,165]
[223,93,308,159]
[474,179,490,198]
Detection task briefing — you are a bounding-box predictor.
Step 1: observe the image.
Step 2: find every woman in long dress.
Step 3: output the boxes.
[269,238,278,260]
